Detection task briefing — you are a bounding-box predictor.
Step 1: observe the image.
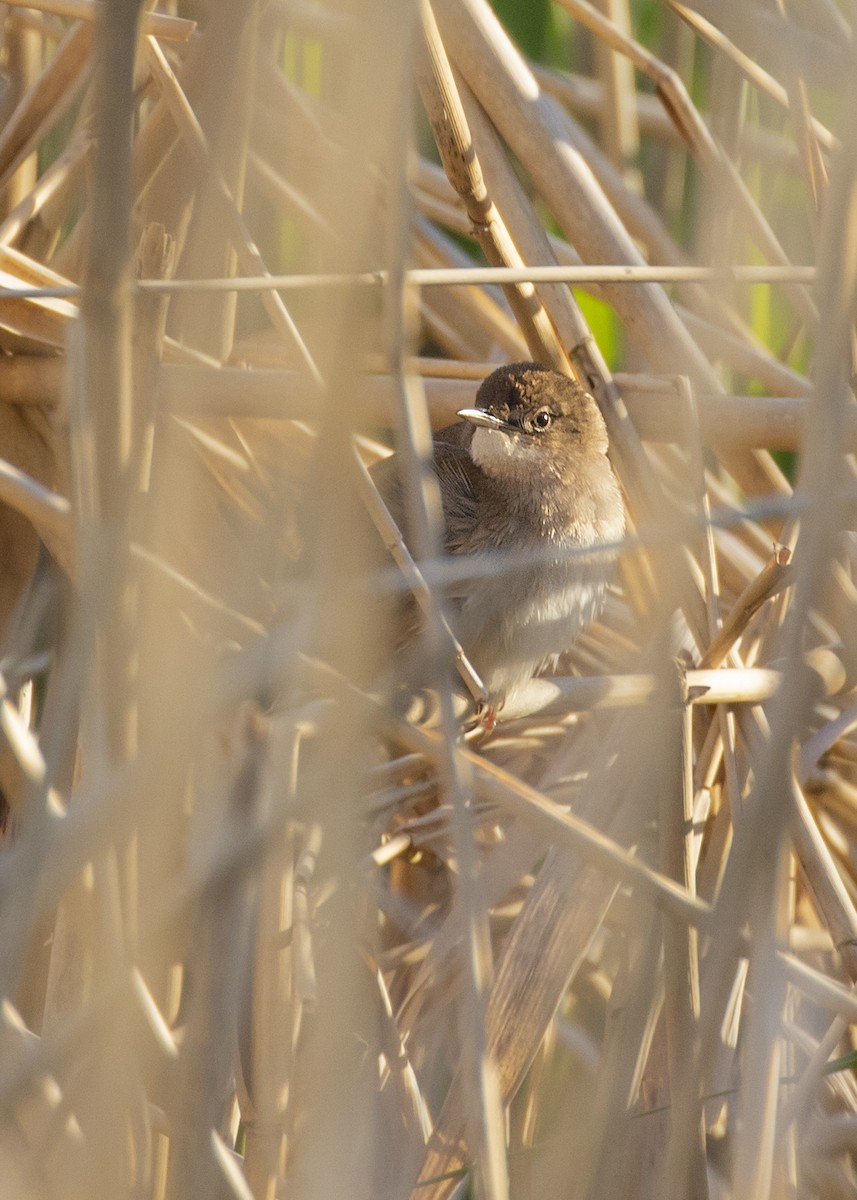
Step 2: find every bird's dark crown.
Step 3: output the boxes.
[475,361,608,452]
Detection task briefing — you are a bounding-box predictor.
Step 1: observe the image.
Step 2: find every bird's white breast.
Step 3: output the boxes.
[456,542,611,702]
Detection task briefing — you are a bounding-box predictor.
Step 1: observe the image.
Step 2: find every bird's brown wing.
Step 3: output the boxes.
[368,424,481,644]
[431,426,481,559]
[369,422,480,556]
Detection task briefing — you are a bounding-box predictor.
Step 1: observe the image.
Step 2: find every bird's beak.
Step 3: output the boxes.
[457,408,513,431]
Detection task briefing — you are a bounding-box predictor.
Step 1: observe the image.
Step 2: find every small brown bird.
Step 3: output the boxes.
[373,362,625,713]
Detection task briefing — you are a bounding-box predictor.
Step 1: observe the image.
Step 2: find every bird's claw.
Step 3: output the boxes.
[462,702,499,742]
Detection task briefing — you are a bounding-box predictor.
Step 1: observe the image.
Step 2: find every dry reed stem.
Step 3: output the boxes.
[665,0,837,152]
[0,455,70,550]
[772,0,828,215]
[434,0,792,512]
[16,8,150,1200]
[387,35,512,1191]
[699,545,793,669]
[2,356,830,450]
[0,21,92,199]
[2,21,42,214]
[535,63,803,166]
[555,0,818,330]
[0,130,91,249]
[590,0,640,184]
[432,0,721,388]
[4,1,195,40]
[142,34,322,384]
[417,1,570,373]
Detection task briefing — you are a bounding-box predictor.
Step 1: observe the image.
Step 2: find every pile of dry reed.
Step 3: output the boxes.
[1,1,856,1198]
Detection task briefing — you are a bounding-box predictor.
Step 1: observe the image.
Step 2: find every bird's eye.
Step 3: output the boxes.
[532,409,553,431]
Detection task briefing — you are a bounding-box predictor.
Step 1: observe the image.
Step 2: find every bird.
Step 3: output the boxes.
[371,361,625,720]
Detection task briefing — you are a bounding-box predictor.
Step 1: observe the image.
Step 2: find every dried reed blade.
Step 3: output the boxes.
[0,21,92,199]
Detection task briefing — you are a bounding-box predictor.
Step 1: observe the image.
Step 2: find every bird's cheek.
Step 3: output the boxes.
[470,426,515,471]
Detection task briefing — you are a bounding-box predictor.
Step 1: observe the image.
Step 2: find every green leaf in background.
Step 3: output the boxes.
[282,30,323,96]
[822,1050,857,1076]
[277,32,325,272]
[635,0,666,51]
[488,0,551,60]
[574,289,623,370]
[488,0,576,71]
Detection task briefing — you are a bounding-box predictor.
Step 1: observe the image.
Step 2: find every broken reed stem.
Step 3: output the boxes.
[699,545,793,669]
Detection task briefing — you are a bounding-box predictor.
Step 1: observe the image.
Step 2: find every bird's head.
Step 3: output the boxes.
[457,362,609,481]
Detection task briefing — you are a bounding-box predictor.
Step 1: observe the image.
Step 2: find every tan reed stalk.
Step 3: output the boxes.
[0,21,92,199]
[0,456,70,553]
[556,0,818,330]
[1,19,42,213]
[3,0,195,40]
[24,10,150,1200]
[664,0,837,152]
[535,63,804,167]
[142,34,321,382]
[165,4,258,363]
[7,353,857,455]
[588,0,640,185]
[0,130,91,249]
[418,2,569,373]
[412,218,533,358]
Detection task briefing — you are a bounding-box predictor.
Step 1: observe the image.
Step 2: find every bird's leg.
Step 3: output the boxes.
[481,705,498,734]
[455,651,499,740]
[463,686,504,739]
[454,644,488,708]
[461,698,501,742]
